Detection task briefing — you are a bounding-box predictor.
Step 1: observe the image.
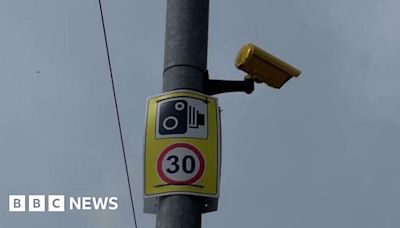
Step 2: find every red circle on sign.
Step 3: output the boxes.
[157,143,205,185]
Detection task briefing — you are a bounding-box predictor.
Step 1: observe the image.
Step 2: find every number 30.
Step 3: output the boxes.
[166,155,195,174]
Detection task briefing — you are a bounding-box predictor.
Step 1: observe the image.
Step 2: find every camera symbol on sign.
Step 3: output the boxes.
[156,98,207,138]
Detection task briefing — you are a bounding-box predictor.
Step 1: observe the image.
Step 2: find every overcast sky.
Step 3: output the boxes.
[1,0,400,227]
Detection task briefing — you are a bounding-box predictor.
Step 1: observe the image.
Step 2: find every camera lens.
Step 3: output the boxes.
[162,116,179,130]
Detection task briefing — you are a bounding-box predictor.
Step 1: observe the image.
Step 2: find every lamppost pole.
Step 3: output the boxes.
[156,0,210,228]
[154,1,301,227]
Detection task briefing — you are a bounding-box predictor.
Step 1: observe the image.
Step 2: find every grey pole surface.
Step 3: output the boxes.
[162,0,209,93]
[157,0,209,228]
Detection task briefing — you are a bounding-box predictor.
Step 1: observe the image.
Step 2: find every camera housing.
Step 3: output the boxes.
[156,98,207,139]
[235,43,301,88]
[158,100,188,135]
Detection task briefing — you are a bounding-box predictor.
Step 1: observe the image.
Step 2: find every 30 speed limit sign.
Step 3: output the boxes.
[157,143,205,185]
[144,90,220,205]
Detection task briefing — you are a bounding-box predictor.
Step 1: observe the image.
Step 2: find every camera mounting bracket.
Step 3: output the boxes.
[205,75,255,95]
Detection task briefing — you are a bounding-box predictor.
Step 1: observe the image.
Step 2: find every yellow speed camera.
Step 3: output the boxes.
[235,43,301,88]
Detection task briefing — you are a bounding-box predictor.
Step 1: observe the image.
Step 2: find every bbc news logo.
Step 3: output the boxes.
[9,195,118,212]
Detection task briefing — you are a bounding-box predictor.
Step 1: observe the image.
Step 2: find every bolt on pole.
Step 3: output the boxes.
[156,0,209,228]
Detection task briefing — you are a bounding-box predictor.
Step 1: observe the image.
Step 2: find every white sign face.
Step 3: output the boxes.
[156,97,208,139]
[156,143,205,186]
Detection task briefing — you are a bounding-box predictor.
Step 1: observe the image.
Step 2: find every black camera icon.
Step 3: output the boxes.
[158,99,205,135]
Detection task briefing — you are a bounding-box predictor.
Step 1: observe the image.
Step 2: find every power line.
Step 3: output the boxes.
[97,1,138,228]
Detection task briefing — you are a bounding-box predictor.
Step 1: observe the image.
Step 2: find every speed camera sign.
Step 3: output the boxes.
[144,90,221,210]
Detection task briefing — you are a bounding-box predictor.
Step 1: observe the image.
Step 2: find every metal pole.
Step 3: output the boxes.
[157,0,209,227]
[162,0,209,93]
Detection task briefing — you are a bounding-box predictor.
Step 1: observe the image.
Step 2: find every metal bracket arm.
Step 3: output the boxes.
[206,78,254,95]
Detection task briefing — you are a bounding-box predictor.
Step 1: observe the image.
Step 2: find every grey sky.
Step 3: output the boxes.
[1,0,400,227]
